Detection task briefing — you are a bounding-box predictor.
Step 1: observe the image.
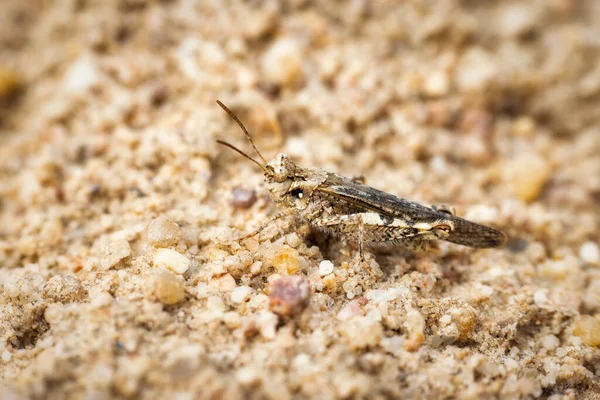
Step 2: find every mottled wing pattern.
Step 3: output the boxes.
[317,173,506,248]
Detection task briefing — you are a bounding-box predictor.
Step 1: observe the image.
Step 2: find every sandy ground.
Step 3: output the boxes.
[1,0,600,399]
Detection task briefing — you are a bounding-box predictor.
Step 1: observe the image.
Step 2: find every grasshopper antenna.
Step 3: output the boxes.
[216,100,267,164]
[216,140,267,172]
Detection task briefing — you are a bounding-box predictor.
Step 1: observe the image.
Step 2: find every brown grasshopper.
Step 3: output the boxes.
[216,100,506,272]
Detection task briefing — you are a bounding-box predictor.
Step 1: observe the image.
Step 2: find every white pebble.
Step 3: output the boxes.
[579,242,600,265]
[261,37,303,86]
[100,239,131,270]
[91,291,114,308]
[480,285,494,297]
[542,335,560,350]
[231,286,252,304]
[64,57,101,94]
[153,248,191,274]
[366,285,409,303]
[236,367,261,387]
[439,314,452,325]
[1,351,11,363]
[319,260,334,277]
[146,215,182,247]
[424,70,449,97]
[257,311,278,340]
[533,290,548,307]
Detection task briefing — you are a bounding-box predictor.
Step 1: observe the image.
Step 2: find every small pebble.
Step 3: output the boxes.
[579,242,600,265]
[146,215,182,247]
[210,273,237,292]
[423,70,449,97]
[153,270,186,305]
[267,245,299,275]
[231,187,257,209]
[319,260,334,277]
[454,48,497,92]
[337,300,363,321]
[236,367,262,387]
[404,307,425,351]
[1,351,11,363]
[43,275,88,303]
[572,315,600,347]
[338,316,383,350]
[269,275,310,318]
[153,248,191,274]
[64,57,101,94]
[91,292,114,308]
[541,335,560,350]
[223,311,242,329]
[100,239,131,270]
[261,37,303,86]
[439,314,452,325]
[497,3,538,38]
[231,286,252,304]
[512,116,536,137]
[505,152,552,203]
[0,66,23,99]
[534,290,548,307]
[257,311,278,340]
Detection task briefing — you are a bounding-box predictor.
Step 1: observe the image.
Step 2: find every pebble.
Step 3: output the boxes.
[321,273,336,291]
[236,367,262,387]
[146,215,182,247]
[404,307,425,351]
[338,316,383,350]
[454,48,498,92]
[512,116,536,137]
[505,152,552,203]
[100,239,131,270]
[261,37,303,86]
[319,260,334,277]
[579,242,600,265]
[572,315,600,347]
[223,311,242,329]
[64,56,101,94]
[533,290,548,307]
[153,248,191,274]
[257,311,278,340]
[439,314,452,325]
[1,351,11,363]
[267,245,299,275]
[0,66,23,99]
[43,275,88,303]
[269,275,310,318]
[230,187,257,209]
[153,270,186,305]
[91,292,114,308]
[337,300,364,321]
[541,335,560,350]
[423,70,450,97]
[231,286,252,304]
[366,286,409,304]
[497,3,538,38]
[210,273,237,292]
[450,307,477,341]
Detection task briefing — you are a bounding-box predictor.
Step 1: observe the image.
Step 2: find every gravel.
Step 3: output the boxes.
[1,0,599,398]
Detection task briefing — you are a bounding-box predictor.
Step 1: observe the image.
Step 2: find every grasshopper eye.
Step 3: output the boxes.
[290,188,304,199]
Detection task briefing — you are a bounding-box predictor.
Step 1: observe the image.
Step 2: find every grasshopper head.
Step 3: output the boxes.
[264,153,326,210]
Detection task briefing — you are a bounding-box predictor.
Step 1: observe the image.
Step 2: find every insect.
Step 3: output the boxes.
[216,100,507,273]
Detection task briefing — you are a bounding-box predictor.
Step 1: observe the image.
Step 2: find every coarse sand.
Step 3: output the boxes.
[1,1,599,399]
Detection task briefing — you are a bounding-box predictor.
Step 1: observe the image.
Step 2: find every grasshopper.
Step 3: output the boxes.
[216,100,506,273]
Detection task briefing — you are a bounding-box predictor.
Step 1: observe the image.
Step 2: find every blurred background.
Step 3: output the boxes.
[0,1,599,399]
